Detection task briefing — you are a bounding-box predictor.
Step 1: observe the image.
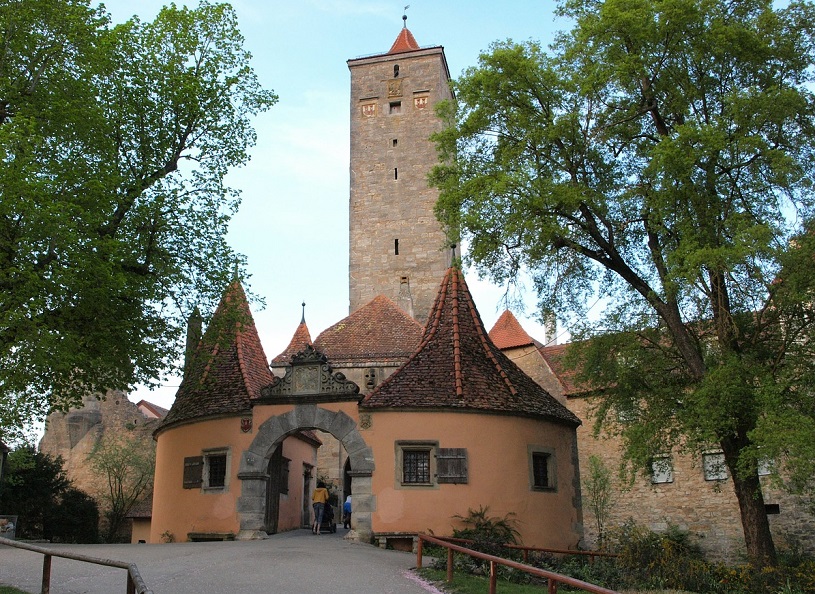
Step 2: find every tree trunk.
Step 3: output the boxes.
[721,438,777,567]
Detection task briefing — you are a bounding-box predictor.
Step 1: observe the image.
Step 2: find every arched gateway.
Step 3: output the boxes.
[236,346,374,541]
[236,404,373,540]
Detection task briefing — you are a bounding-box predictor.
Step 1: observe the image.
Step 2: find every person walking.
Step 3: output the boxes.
[311,481,329,534]
[343,495,352,529]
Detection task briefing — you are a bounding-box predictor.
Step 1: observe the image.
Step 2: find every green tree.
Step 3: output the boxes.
[0,0,277,438]
[432,0,815,566]
[584,455,615,549]
[0,446,68,539]
[88,430,155,542]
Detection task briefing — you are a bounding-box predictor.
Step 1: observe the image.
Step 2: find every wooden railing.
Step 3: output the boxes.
[416,533,620,594]
[0,536,153,594]
[436,536,619,564]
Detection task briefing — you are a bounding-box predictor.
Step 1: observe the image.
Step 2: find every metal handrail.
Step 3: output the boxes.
[416,533,620,594]
[0,536,153,594]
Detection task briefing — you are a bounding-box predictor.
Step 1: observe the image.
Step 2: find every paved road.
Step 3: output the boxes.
[0,529,445,594]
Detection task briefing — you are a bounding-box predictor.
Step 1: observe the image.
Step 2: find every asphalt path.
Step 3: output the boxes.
[0,529,446,594]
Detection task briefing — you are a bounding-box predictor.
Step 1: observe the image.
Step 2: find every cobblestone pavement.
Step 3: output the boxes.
[0,529,446,594]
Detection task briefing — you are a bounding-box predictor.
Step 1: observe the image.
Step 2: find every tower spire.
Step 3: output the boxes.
[301,301,306,324]
[403,5,409,28]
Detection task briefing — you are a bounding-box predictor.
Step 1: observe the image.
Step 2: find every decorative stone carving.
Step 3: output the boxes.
[260,345,360,398]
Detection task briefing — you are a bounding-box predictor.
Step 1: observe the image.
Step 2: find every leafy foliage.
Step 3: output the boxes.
[88,430,155,542]
[0,445,98,542]
[431,0,815,565]
[0,0,276,439]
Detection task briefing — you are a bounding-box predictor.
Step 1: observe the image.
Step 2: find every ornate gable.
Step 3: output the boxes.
[259,345,360,402]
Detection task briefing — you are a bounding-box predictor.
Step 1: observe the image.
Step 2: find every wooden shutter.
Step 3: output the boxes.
[183,456,203,489]
[437,448,468,484]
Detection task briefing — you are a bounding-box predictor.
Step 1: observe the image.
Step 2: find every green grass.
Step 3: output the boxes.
[416,569,698,594]
[418,567,584,594]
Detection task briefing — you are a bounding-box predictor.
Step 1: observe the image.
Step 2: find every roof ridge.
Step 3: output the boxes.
[461,276,519,397]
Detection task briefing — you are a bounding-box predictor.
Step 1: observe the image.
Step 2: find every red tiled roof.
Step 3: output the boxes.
[361,268,581,425]
[272,321,313,364]
[488,310,535,349]
[158,280,273,431]
[388,27,420,54]
[538,343,591,396]
[313,295,422,362]
[136,400,169,419]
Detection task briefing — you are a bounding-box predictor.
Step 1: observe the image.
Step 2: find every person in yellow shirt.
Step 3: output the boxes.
[311,481,330,534]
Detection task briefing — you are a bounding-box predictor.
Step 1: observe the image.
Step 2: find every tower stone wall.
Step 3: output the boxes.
[348,45,457,323]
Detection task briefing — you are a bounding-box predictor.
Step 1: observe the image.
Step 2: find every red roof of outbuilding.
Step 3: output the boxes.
[314,295,422,362]
[388,27,420,54]
[488,310,536,349]
[361,267,581,425]
[158,279,273,432]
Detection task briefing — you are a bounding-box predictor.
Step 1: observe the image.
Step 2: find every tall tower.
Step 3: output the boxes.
[347,18,457,323]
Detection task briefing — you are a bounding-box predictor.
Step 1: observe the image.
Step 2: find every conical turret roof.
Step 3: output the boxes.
[388,26,420,54]
[361,267,581,425]
[272,314,313,365]
[158,279,273,432]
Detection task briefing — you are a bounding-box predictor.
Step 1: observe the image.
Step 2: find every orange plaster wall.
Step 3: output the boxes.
[275,436,318,532]
[363,411,582,549]
[150,417,253,543]
[130,519,151,543]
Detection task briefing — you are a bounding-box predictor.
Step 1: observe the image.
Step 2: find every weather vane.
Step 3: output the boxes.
[403,4,410,27]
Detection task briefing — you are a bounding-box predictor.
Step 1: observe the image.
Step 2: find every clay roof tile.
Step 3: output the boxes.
[388,26,420,54]
[488,310,536,349]
[361,268,581,426]
[313,295,422,362]
[158,279,273,432]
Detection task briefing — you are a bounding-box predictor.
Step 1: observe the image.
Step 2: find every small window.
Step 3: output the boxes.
[702,452,727,481]
[394,167,398,180]
[394,64,399,77]
[389,101,401,114]
[396,441,437,488]
[403,450,430,484]
[392,138,398,147]
[528,446,556,490]
[532,452,553,489]
[205,453,227,488]
[651,456,673,484]
[394,238,399,255]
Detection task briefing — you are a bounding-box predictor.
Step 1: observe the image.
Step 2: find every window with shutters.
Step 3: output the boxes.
[437,448,468,484]
[528,446,557,491]
[183,449,230,492]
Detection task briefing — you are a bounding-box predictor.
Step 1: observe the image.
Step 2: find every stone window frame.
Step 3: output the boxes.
[202,447,231,493]
[650,454,674,484]
[702,451,728,482]
[528,445,557,492]
[395,441,438,489]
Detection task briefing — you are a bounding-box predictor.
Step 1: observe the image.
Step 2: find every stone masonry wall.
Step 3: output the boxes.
[348,48,456,323]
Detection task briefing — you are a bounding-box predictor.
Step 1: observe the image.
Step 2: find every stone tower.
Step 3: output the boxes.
[347,18,458,323]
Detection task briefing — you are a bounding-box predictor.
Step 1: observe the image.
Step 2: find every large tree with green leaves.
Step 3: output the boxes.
[0,0,276,438]
[432,0,815,566]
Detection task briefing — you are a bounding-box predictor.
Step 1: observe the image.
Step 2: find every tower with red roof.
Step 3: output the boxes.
[347,16,458,324]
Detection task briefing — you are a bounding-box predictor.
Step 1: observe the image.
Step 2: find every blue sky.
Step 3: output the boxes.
[100,1,569,408]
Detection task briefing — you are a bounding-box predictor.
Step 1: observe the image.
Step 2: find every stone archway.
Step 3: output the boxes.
[235,404,374,541]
